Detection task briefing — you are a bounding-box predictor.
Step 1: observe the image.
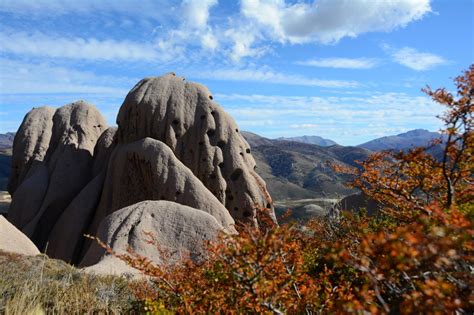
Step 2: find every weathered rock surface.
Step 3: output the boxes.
[46,172,105,263]
[7,74,275,269]
[116,74,275,226]
[81,200,226,274]
[87,137,235,239]
[8,106,55,195]
[0,215,40,256]
[8,101,107,251]
[7,164,49,229]
[92,127,117,177]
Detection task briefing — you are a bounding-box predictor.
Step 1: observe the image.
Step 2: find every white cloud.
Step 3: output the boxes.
[240,0,431,44]
[289,123,319,129]
[0,31,158,61]
[182,0,217,29]
[152,0,220,59]
[191,67,359,88]
[201,32,218,51]
[219,0,432,62]
[0,58,132,94]
[388,47,448,71]
[296,57,379,69]
[0,0,434,64]
[215,92,443,144]
[0,0,172,20]
[0,2,220,62]
[224,27,269,62]
[238,119,278,127]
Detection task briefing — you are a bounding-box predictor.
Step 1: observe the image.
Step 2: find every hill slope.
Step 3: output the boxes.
[357,129,443,151]
[0,132,14,150]
[242,132,371,201]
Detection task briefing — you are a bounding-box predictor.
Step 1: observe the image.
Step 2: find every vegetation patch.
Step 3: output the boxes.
[0,251,136,314]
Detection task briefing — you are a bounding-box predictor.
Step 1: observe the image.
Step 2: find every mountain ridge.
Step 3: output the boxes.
[276,135,337,147]
[357,129,444,151]
[241,131,371,200]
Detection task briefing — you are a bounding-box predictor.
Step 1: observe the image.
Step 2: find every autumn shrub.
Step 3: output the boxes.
[100,66,473,313]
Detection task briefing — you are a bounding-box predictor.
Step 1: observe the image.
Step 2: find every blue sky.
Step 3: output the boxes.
[0,0,472,145]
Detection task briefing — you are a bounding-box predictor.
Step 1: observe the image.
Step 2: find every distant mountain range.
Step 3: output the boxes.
[242,131,370,200]
[276,135,337,147]
[357,129,444,152]
[271,129,444,152]
[0,129,446,198]
[0,132,15,150]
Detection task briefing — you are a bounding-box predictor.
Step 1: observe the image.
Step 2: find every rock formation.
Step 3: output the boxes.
[116,74,274,225]
[81,200,225,274]
[0,215,40,256]
[8,101,107,253]
[7,73,275,271]
[87,137,236,236]
[8,106,55,194]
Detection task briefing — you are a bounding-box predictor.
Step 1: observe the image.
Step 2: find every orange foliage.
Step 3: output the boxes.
[335,65,473,220]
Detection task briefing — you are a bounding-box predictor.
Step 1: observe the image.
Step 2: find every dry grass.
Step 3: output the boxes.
[0,251,136,314]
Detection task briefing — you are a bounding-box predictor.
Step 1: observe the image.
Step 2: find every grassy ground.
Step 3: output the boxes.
[0,251,137,314]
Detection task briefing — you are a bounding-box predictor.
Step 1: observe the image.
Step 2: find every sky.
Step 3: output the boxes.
[0,0,472,145]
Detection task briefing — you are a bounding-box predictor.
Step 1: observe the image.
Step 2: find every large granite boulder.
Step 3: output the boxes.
[0,215,40,256]
[45,172,105,263]
[116,74,275,226]
[43,128,118,263]
[87,137,235,237]
[8,106,55,195]
[81,200,226,275]
[8,101,107,251]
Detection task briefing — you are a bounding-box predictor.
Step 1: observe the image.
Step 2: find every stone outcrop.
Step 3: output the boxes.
[0,215,40,256]
[87,137,235,237]
[8,101,107,251]
[116,74,274,225]
[81,200,225,274]
[8,106,55,194]
[46,172,105,263]
[7,73,275,270]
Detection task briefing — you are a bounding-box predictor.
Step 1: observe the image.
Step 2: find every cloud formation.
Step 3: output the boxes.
[295,57,379,69]
[0,31,158,61]
[191,67,360,88]
[0,0,171,20]
[0,59,132,94]
[216,92,443,144]
[182,0,217,29]
[389,47,448,71]
[240,0,431,44]
[0,0,433,63]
